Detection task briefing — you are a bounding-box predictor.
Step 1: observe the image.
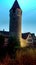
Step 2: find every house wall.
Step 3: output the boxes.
[20,38,28,47]
[26,34,33,46]
[4,38,8,46]
[20,34,33,47]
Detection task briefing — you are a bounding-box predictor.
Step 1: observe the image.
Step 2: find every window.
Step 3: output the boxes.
[28,39,32,42]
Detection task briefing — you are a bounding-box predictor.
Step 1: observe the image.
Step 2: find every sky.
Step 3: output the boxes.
[0,0,36,35]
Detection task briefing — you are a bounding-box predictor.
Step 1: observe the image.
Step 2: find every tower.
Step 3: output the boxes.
[9,0,22,40]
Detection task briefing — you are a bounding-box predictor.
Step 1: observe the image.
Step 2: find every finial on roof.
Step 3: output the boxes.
[15,0,17,1]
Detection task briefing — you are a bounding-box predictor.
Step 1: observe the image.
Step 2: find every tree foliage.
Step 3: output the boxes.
[8,36,20,48]
[0,35,5,60]
[0,35,4,48]
[8,36,20,58]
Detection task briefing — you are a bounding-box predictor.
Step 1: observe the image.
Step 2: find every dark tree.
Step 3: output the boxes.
[8,36,20,58]
[0,35,4,48]
[0,35,5,60]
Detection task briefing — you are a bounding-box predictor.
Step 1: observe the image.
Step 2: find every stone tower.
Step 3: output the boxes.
[9,0,22,41]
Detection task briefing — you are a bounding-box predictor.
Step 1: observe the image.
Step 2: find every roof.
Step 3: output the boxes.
[10,0,21,11]
[0,31,35,39]
[22,32,35,39]
[0,31,9,38]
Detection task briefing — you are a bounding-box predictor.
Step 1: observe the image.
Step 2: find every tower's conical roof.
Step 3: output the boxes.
[10,0,21,11]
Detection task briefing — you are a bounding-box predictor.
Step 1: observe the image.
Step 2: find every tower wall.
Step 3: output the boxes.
[9,8,22,40]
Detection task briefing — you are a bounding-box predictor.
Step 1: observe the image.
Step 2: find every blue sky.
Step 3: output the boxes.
[0,0,36,34]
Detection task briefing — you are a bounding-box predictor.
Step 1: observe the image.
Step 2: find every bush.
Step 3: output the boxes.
[15,48,36,65]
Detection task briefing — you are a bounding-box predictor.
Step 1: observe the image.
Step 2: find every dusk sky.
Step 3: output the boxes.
[0,0,36,35]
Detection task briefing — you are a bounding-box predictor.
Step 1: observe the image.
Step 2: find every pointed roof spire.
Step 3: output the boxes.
[10,0,21,11]
[15,0,17,1]
[15,0,17,2]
